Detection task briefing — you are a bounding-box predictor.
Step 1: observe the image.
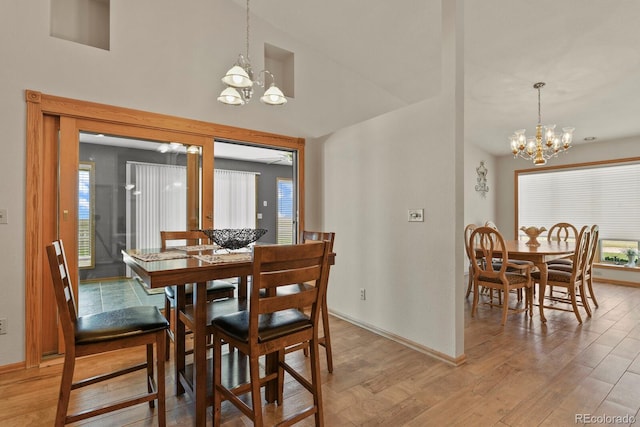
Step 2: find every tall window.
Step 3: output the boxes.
[517,160,640,265]
[78,162,94,268]
[277,178,293,244]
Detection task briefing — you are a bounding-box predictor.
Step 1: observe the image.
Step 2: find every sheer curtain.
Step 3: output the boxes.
[214,169,257,228]
[126,162,187,250]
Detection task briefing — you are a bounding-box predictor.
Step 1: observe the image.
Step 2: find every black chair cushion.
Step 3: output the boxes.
[212,309,311,343]
[75,306,169,345]
[164,280,235,299]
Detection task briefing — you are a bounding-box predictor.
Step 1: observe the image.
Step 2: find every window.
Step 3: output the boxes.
[277,178,293,244]
[517,159,640,265]
[214,169,258,229]
[78,162,94,268]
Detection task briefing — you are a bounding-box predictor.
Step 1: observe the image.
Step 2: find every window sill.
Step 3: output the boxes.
[594,263,640,272]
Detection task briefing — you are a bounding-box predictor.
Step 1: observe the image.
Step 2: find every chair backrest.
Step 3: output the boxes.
[249,242,331,341]
[302,230,335,252]
[547,222,578,243]
[46,240,78,348]
[469,226,509,280]
[464,224,477,260]
[571,226,591,281]
[160,230,210,249]
[585,224,599,274]
[484,221,498,230]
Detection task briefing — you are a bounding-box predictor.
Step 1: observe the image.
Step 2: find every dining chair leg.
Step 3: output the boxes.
[164,295,171,361]
[156,331,167,427]
[309,337,325,426]
[465,267,473,298]
[250,355,264,427]
[321,302,334,373]
[580,284,592,317]
[501,289,509,325]
[146,343,155,408]
[212,336,223,427]
[570,288,583,324]
[587,277,599,308]
[55,353,76,427]
[472,283,479,317]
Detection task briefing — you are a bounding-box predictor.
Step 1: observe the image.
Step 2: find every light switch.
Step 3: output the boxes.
[257,213,263,219]
[263,201,268,207]
[0,209,7,224]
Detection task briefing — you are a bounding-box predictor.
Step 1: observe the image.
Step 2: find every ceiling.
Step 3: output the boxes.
[233,0,640,157]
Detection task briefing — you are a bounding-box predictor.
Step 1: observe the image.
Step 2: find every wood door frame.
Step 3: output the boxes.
[25,89,305,367]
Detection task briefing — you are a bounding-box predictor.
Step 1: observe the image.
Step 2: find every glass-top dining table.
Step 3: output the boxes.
[121,245,336,426]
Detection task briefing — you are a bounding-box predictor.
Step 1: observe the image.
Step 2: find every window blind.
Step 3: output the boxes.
[518,161,640,241]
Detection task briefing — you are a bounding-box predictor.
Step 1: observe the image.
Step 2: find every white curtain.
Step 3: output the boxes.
[126,162,187,249]
[214,169,257,229]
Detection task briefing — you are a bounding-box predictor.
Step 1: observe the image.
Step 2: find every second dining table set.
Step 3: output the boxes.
[120,229,337,427]
[465,221,599,326]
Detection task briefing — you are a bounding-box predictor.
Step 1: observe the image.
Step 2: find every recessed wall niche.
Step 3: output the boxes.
[265,43,294,99]
[50,0,110,50]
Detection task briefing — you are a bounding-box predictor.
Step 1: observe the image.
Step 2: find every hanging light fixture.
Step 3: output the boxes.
[217,0,287,106]
[509,82,574,165]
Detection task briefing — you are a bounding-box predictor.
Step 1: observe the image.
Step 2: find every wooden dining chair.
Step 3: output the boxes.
[469,226,533,325]
[534,226,592,323]
[211,241,331,426]
[464,224,478,298]
[546,222,578,266]
[289,231,336,371]
[46,240,168,426]
[549,224,600,308]
[160,230,235,359]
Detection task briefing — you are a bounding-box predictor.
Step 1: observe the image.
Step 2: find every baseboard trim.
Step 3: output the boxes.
[0,361,26,374]
[329,310,466,367]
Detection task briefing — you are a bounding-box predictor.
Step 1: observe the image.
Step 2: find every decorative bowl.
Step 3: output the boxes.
[200,228,267,250]
[520,226,547,247]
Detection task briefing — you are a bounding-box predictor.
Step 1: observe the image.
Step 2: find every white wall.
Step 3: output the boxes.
[495,135,640,284]
[311,0,465,359]
[464,144,496,227]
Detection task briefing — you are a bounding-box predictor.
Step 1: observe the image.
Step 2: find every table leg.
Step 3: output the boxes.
[537,262,548,322]
[193,281,208,426]
[238,275,248,299]
[175,285,186,395]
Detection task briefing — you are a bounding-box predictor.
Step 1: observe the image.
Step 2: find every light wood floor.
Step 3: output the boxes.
[2,281,640,426]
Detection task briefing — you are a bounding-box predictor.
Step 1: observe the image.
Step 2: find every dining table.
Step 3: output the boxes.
[501,239,576,322]
[121,244,335,426]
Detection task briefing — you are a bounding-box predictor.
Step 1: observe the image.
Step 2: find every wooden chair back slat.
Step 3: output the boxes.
[160,230,210,249]
[46,240,78,341]
[547,222,578,243]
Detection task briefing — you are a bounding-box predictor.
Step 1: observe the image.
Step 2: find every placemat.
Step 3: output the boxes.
[193,253,252,264]
[131,251,190,262]
[172,244,218,252]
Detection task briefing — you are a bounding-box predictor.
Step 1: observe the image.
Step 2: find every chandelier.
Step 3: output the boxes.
[217,0,287,106]
[509,82,574,165]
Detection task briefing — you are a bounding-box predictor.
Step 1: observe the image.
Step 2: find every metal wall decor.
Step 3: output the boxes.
[475,161,489,197]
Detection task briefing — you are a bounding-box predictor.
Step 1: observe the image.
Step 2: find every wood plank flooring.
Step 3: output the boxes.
[1,281,640,426]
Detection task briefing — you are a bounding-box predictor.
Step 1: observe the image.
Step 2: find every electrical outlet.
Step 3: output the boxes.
[0,209,7,224]
[360,288,366,300]
[0,318,7,335]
